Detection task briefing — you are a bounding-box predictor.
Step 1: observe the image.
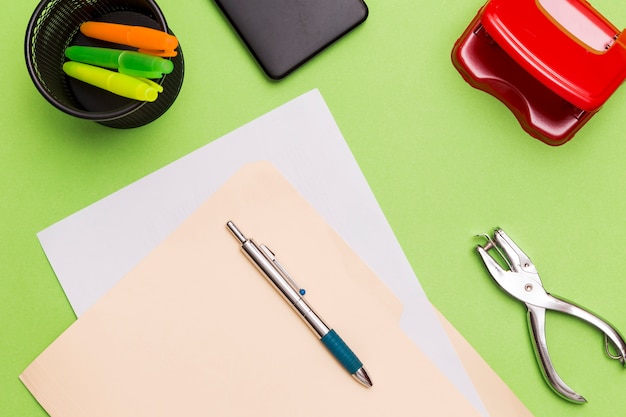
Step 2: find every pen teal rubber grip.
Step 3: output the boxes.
[320,329,363,374]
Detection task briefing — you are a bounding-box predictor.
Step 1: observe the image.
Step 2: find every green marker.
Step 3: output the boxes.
[65,46,174,79]
[63,61,162,102]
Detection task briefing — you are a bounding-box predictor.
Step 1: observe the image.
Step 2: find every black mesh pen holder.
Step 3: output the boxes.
[25,0,184,128]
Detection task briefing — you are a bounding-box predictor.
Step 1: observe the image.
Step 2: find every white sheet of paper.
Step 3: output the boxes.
[37,89,487,416]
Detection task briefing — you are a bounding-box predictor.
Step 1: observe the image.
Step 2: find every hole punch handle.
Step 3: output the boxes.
[526,305,587,403]
[545,294,626,365]
[526,294,626,403]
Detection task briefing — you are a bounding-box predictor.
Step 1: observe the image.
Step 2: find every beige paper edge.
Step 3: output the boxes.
[437,310,534,416]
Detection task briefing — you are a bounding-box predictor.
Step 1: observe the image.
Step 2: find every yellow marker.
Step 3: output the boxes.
[63,61,162,102]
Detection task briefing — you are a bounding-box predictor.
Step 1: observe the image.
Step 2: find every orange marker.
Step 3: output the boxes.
[80,21,178,57]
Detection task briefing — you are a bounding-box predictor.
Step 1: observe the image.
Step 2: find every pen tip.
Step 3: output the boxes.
[353,368,372,388]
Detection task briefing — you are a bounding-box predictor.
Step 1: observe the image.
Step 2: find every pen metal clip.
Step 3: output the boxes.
[260,244,306,296]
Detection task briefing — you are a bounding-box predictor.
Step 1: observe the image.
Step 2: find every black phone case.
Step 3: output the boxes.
[214,0,368,80]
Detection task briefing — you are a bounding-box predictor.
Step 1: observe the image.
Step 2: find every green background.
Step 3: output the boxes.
[3,0,626,415]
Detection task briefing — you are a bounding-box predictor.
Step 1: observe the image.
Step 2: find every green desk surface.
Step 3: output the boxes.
[3,0,626,415]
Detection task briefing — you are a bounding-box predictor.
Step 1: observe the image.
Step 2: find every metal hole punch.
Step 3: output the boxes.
[476,228,626,403]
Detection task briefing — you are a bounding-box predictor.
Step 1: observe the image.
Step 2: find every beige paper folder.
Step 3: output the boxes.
[22,161,488,416]
[22,161,533,416]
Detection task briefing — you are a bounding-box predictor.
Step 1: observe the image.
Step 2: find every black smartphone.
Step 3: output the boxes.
[214,0,368,80]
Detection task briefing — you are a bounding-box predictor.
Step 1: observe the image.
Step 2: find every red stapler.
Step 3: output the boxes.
[452,0,626,145]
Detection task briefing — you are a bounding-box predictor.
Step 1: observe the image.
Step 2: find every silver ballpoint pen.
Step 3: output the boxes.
[226,221,372,387]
